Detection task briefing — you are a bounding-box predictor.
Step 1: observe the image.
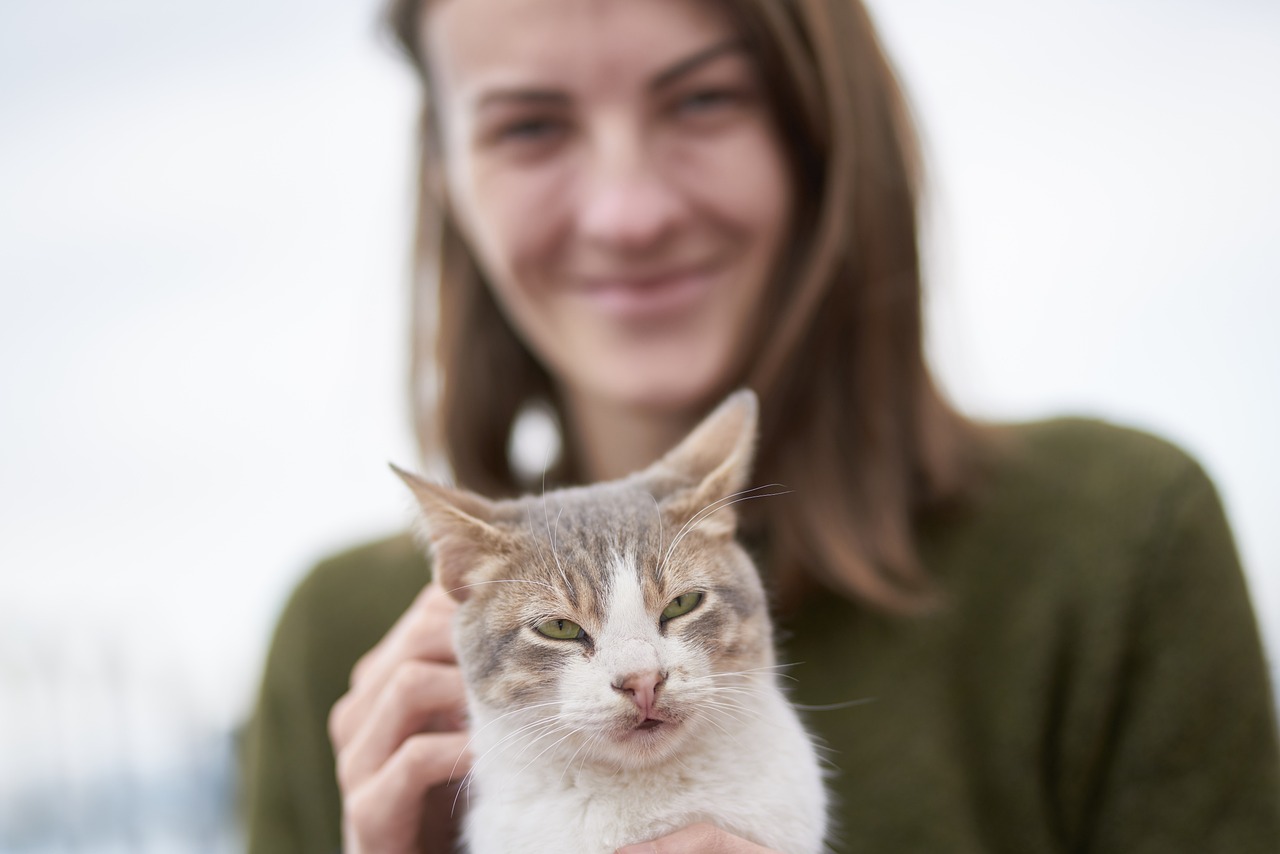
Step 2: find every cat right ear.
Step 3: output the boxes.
[649,389,759,540]
[390,463,508,603]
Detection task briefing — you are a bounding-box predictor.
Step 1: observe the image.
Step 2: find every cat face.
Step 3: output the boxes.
[398,391,776,769]
[457,482,770,769]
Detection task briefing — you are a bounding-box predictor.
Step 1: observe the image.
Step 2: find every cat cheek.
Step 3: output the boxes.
[676,609,728,650]
[471,639,560,706]
[712,578,765,620]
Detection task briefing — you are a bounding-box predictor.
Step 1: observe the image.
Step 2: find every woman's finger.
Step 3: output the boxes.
[343,730,473,854]
[330,583,459,749]
[615,822,776,854]
[352,582,458,687]
[336,660,467,792]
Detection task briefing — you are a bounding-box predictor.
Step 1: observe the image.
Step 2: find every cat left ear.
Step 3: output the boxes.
[390,464,508,602]
[650,389,759,540]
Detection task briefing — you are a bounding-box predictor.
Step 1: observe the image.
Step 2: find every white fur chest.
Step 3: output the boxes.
[461,684,827,854]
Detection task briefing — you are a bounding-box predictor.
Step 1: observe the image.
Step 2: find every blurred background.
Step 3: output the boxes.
[1,0,1276,849]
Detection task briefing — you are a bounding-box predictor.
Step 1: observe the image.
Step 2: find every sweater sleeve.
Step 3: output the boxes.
[242,570,347,854]
[240,535,428,854]
[1085,460,1280,852]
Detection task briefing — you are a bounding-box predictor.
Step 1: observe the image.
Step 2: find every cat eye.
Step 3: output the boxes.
[535,618,585,640]
[661,591,704,623]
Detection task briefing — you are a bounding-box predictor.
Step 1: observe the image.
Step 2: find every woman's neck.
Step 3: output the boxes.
[561,392,700,484]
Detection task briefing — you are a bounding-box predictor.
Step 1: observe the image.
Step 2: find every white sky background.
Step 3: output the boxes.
[1,0,1277,749]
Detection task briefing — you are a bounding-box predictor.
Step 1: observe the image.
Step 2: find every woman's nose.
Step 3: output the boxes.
[576,127,684,251]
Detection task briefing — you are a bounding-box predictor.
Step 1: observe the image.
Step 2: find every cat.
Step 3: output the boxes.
[394,390,828,854]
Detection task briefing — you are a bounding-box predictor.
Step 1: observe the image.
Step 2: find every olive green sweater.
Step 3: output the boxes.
[242,420,1280,852]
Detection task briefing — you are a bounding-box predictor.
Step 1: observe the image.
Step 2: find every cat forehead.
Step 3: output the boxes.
[500,480,668,539]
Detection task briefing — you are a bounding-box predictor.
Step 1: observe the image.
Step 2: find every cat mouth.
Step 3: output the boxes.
[626,712,682,740]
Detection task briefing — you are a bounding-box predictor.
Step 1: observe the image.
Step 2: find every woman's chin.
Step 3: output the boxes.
[590,348,742,413]
[605,375,735,420]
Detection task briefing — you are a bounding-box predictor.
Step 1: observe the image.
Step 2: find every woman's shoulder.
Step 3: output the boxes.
[1000,415,1205,479]
[919,415,1258,686]
[981,415,1220,519]
[928,415,1238,601]
[269,531,429,670]
[296,531,428,603]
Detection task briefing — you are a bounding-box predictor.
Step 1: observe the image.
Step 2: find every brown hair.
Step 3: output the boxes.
[384,0,983,614]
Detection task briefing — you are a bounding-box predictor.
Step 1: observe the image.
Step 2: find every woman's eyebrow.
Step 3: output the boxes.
[650,39,747,91]
[468,39,747,111]
[473,89,569,112]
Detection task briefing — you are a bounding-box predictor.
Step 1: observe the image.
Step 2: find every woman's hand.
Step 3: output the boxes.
[328,581,472,854]
[617,823,780,854]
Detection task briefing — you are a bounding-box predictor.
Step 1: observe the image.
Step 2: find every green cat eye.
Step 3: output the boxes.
[536,618,584,640]
[661,591,704,622]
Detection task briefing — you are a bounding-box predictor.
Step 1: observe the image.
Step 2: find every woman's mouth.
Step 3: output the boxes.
[577,266,717,322]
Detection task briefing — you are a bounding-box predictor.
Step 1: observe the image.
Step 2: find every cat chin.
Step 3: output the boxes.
[584,717,697,770]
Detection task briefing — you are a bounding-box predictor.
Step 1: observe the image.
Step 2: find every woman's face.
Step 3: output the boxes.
[426,0,792,417]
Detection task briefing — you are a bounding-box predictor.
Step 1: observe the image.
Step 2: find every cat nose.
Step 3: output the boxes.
[612,669,667,718]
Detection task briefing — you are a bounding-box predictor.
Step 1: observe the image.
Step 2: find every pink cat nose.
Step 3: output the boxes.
[612,670,667,718]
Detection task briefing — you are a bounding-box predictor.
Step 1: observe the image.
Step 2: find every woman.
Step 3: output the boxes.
[243,0,1280,851]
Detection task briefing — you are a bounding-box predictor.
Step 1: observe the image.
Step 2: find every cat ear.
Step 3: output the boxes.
[390,464,509,603]
[649,389,759,540]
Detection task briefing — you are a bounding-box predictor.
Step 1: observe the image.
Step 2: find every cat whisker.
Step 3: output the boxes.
[571,734,595,779]
[657,484,792,575]
[578,731,606,777]
[698,693,761,717]
[540,437,554,496]
[688,662,794,677]
[558,729,598,786]
[525,512,553,575]
[462,710,567,775]
[669,482,788,540]
[695,709,743,743]
[684,663,796,684]
[700,699,769,724]
[543,497,556,553]
[453,713,561,808]
[555,728,599,784]
[457,714,574,815]
[481,713,569,762]
[504,720,573,767]
[791,698,878,712]
[531,499,570,592]
[561,726,625,786]
[690,684,759,700]
[510,724,583,784]
[646,490,665,585]
[699,701,769,733]
[703,694,765,716]
[451,700,564,778]
[655,487,756,574]
[698,686,767,703]
[552,503,565,559]
[447,578,558,596]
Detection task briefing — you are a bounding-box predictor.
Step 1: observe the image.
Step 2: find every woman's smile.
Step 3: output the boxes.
[575,262,721,324]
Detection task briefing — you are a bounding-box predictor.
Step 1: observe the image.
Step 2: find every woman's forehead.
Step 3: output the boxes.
[424,0,739,103]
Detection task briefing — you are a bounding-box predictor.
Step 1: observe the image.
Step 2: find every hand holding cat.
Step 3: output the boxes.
[328,581,471,853]
[617,823,780,854]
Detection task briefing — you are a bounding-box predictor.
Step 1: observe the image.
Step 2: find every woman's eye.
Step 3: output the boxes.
[674,89,740,118]
[536,618,584,640]
[495,117,564,144]
[661,591,704,623]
